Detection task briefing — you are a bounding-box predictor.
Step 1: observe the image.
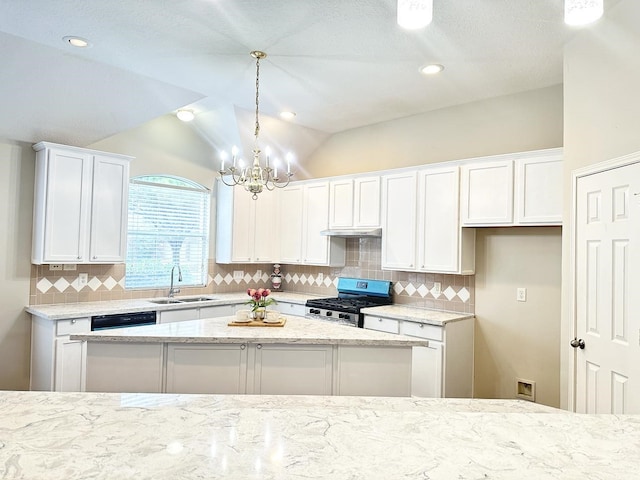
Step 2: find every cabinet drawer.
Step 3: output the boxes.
[56,318,91,336]
[363,316,399,334]
[400,321,443,341]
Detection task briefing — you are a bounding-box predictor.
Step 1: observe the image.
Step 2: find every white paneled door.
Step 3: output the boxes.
[574,161,640,413]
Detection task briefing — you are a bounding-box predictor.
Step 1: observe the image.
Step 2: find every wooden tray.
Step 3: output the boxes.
[228,317,287,327]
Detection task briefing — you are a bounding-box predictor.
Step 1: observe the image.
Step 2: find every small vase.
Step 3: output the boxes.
[253,308,266,320]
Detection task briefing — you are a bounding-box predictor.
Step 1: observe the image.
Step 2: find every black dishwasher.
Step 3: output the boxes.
[91,311,157,331]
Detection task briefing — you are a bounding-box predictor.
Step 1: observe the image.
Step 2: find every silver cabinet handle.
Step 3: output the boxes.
[71,319,76,324]
[240,344,246,350]
[419,323,424,328]
[257,344,262,349]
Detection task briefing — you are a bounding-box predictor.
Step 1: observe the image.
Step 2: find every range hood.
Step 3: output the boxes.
[320,228,382,238]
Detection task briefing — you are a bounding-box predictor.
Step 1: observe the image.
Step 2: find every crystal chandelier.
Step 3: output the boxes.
[397,0,433,30]
[218,51,294,200]
[564,0,603,26]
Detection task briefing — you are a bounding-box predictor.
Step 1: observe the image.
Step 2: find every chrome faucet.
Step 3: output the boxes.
[168,265,182,297]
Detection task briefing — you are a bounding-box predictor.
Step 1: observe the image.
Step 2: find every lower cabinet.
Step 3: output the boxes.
[166,344,248,394]
[158,304,240,324]
[363,314,474,398]
[82,341,414,396]
[30,315,90,392]
[274,301,306,317]
[251,344,333,395]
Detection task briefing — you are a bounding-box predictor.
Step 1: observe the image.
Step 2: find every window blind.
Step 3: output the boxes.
[125,176,210,290]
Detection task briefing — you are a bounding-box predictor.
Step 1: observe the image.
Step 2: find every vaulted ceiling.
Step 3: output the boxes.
[0,0,621,160]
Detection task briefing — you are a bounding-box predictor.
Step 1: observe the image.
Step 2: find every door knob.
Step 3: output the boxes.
[570,338,585,349]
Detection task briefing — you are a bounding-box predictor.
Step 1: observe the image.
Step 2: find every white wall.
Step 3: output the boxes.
[474,228,562,407]
[0,140,35,390]
[560,0,640,408]
[304,85,563,177]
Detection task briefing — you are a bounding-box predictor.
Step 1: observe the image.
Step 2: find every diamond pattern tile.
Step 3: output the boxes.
[87,277,102,292]
[53,278,70,292]
[36,278,52,293]
[443,286,456,301]
[417,284,429,297]
[103,276,117,290]
[404,282,416,296]
[224,274,233,284]
[430,285,441,299]
[393,282,404,295]
[457,287,470,303]
[214,274,224,285]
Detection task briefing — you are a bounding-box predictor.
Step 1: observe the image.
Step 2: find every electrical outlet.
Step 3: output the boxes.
[433,282,441,295]
[517,288,527,302]
[63,264,77,271]
[78,273,88,288]
[317,272,324,283]
[49,264,63,271]
[256,269,262,278]
[516,378,536,401]
[233,270,243,282]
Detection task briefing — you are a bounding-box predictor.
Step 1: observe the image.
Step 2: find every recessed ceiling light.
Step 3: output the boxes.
[280,111,296,120]
[62,36,90,48]
[176,110,195,122]
[420,64,444,75]
[564,0,603,26]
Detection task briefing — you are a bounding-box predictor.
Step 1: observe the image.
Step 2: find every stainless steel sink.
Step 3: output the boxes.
[149,299,184,304]
[179,296,217,303]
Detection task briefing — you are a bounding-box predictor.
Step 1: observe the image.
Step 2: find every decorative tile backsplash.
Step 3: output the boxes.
[30,238,474,314]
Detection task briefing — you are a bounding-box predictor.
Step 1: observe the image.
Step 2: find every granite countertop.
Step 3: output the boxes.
[70,315,429,347]
[25,292,315,320]
[1,391,639,480]
[361,304,474,326]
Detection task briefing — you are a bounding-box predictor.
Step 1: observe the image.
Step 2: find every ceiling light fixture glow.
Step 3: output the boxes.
[218,51,294,200]
[397,0,433,30]
[176,109,195,122]
[564,0,603,26]
[420,64,444,75]
[63,36,90,48]
[279,111,296,120]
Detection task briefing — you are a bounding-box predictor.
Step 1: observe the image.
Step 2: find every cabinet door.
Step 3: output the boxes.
[275,302,306,317]
[461,160,514,225]
[230,185,254,262]
[158,308,199,324]
[362,315,399,334]
[252,344,333,395]
[354,176,381,228]
[41,148,93,263]
[303,182,330,264]
[515,155,563,224]
[417,166,461,273]
[252,188,276,262]
[411,343,444,398]
[89,155,129,262]
[329,179,354,228]
[278,185,304,263]
[166,344,247,394]
[54,337,86,392]
[381,172,417,270]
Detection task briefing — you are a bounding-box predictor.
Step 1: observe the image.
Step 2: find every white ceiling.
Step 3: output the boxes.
[0,0,622,156]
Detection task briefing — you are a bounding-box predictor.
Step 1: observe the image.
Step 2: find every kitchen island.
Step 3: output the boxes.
[71,315,428,397]
[1,390,639,480]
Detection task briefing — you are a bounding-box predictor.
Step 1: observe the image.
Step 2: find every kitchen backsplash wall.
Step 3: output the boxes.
[30,238,473,313]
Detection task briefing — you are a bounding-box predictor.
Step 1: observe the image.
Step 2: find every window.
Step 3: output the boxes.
[125,175,210,289]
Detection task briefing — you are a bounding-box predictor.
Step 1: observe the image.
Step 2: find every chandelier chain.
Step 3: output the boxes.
[255,55,260,139]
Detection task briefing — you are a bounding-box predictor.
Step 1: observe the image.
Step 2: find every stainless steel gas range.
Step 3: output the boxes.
[305,277,393,327]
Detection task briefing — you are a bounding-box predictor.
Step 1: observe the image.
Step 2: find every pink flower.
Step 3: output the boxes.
[247,288,256,297]
[262,289,271,298]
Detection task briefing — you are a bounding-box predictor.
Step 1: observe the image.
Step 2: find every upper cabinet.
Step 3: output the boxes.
[381,167,475,275]
[278,181,346,266]
[460,148,562,227]
[329,176,381,229]
[216,182,276,263]
[31,142,132,265]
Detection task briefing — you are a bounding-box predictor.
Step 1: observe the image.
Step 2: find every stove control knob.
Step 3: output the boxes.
[311,309,320,314]
[326,311,332,317]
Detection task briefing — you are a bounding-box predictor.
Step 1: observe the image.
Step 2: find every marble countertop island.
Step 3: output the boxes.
[1,391,639,480]
[70,315,429,347]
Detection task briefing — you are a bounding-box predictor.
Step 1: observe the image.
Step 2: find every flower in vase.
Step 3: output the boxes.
[246,288,277,312]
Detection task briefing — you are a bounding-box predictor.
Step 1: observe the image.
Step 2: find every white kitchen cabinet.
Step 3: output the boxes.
[461,159,514,226]
[381,171,417,270]
[336,346,412,396]
[158,304,240,324]
[329,176,381,228]
[85,342,164,393]
[363,314,474,398]
[278,181,345,266]
[417,166,475,274]
[166,344,248,394]
[250,343,334,395]
[514,153,563,224]
[382,167,474,274]
[275,301,306,317]
[30,315,90,392]
[216,181,276,263]
[31,142,132,264]
[461,148,563,227]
